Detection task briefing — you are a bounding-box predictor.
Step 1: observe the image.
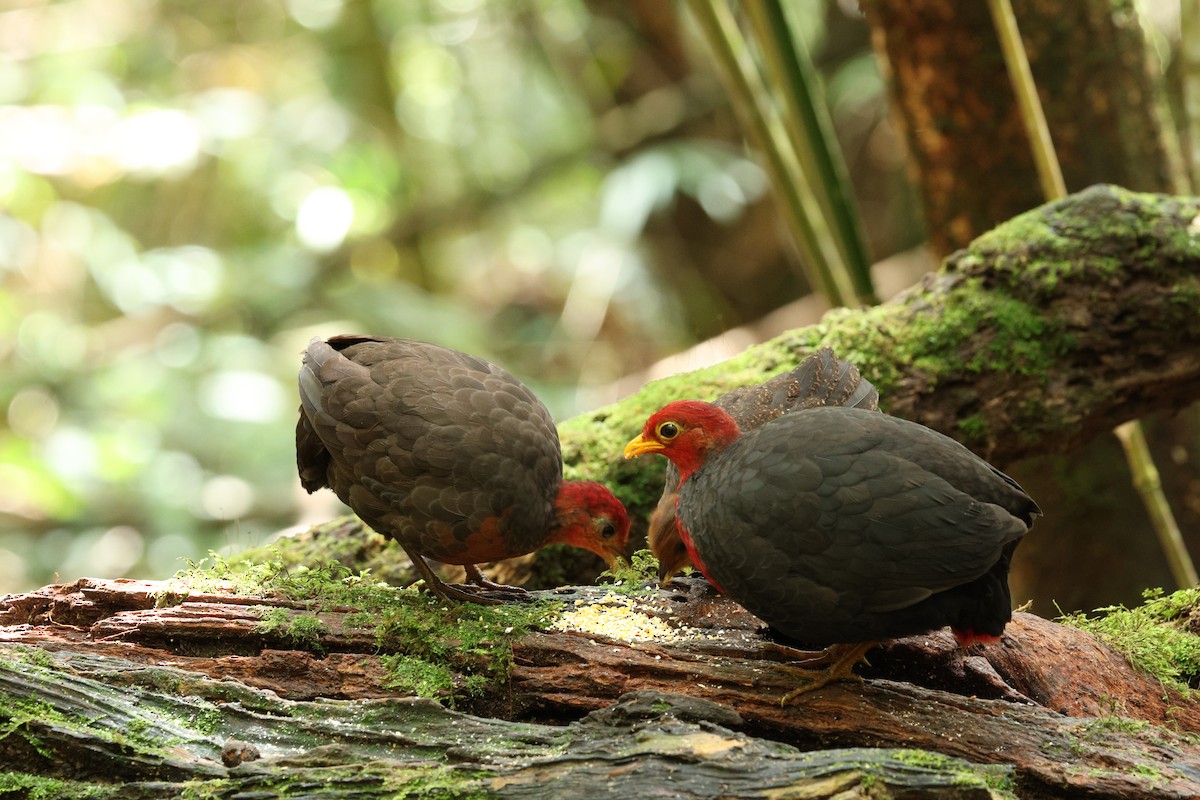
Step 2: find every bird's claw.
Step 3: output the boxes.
[417,580,503,606]
[774,641,876,704]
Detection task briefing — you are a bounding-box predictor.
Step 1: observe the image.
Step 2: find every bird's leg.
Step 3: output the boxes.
[457,564,529,598]
[402,549,502,606]
[777,641,877,703]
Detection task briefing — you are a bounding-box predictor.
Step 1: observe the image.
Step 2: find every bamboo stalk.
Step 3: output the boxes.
[685,0,858,307]
[1181,0,1200,189]
[744,0,876,303]
[1113,421,1200,587]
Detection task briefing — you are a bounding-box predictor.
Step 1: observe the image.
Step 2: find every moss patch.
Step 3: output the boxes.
[373,596,557,704]
[1058,588,1200,696]
[254,608,330,651]
[0,773,118,800]
[228,515,420,587]
[0,687,176,765]
[167,552,561,703]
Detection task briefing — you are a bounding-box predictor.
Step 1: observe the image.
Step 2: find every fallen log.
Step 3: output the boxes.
[2,574,1198,798]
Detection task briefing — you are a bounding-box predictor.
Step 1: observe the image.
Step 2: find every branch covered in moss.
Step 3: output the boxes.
[564,185,1200,518]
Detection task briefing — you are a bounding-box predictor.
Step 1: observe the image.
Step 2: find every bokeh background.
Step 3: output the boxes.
[0,1,1191,608]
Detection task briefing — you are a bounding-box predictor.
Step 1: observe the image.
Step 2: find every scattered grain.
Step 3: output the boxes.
[549,592,712,644]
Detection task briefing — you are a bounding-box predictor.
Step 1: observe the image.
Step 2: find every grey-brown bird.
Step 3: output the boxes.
[626,400,1038,697]
[297,335,630,604]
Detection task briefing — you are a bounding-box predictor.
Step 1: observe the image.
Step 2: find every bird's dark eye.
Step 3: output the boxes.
[656,421,679,440]
[600,522,617,539]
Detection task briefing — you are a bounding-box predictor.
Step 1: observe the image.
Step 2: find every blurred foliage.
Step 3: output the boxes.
[0,0,943,593]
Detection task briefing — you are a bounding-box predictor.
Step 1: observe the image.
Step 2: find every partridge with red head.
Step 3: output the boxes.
[297,335,630,604]
[626,400,1038,695]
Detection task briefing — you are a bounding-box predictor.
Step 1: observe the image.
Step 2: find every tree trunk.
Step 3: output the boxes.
[2,575,1198,799]
[860,0,1184,259]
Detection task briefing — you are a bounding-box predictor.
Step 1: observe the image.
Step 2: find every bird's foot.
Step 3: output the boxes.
[404,555,506,605]
[776,641,876,704]
[419,579,504,606]
[458,565,531,602]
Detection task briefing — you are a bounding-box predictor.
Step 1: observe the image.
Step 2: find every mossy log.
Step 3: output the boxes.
[3,576,1200,799]
[572,185,1200,518]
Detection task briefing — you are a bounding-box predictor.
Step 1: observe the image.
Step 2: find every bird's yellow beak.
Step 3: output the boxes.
[624,433,664,459]
[598,545,626,570]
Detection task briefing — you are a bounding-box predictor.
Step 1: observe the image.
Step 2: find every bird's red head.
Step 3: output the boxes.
[623,400,741,481]
[550,481,631,568]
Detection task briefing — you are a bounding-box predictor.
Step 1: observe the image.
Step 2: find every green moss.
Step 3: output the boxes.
[0,696,57,760]
[286,614,330,650]
[379,654,461,699]
[344,611,377,629]
[0,687,170,763]
[956,414,988,441]
[377,764,495,799]
[1167,277,1200,330]
[170,550,402,610]
[14,647,54,671]
[186,706,224,737]
[373,597,559,703]
[0,766,497,800]
[0,773,117,799]
[252,605,338,654]
[230,515,424,587]
[866,750,1016,798]
[1132,764,1166,788]
[178,780,235,800]
[0,680,188,762]
[1077,714,1149,740]
[1059,588,1200,696]
[169,549,564,704]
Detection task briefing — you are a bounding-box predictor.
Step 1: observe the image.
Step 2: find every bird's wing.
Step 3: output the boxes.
[714,348,881,431]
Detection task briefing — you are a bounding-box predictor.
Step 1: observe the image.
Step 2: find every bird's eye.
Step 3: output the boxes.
[656,421,679,440]
[600,522,617,539]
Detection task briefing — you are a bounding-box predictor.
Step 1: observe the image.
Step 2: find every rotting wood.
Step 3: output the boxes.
[2,575,1199,798]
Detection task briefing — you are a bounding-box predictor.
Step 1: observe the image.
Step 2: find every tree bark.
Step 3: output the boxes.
[1,576,1198,798]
